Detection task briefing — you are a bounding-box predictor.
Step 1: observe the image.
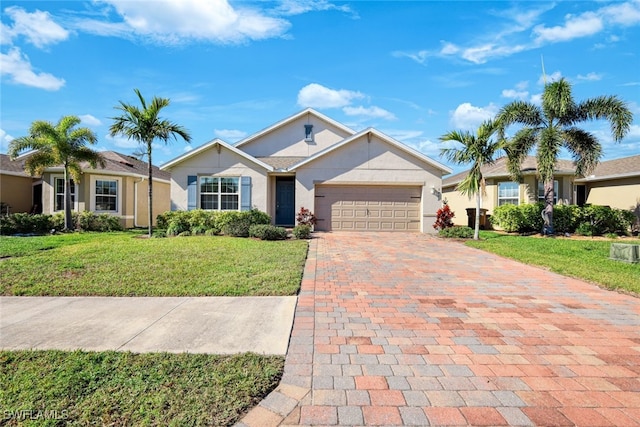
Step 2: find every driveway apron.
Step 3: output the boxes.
[239,232,640,427]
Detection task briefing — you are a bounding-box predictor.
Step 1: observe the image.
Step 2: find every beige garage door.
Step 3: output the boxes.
[314,185,422,232]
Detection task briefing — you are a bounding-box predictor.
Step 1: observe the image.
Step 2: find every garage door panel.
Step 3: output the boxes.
[316,185,421,232]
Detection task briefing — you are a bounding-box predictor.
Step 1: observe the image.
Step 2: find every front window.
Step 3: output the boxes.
[498,181,519,206]
[95,179,118,211]
[55,178,75,211]
[538,180,559,204]
[200,177,239,211]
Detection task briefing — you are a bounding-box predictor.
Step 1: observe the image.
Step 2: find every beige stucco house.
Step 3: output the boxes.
[442,154,640,227]
[0,151,170,228]
[161,108,452,232]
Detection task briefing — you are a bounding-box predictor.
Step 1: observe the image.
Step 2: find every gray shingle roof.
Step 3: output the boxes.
[256,156,307,170]
[575,154,640,182]
[443,156,577,188]
[0,151,170,181]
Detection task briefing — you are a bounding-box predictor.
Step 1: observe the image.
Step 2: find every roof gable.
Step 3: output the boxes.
[234,108,356,152]
[160,139,273,171]
[290,128,452,174]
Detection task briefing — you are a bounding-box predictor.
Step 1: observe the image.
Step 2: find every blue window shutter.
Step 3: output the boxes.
[187,175,197,211]
[241,176,251,211]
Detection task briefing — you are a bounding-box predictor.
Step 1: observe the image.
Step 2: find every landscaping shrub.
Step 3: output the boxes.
[553,204,581,233]
[490,204,523,233]
[205,228,218,237]
[433,202,455,230]
[177,231,191,237]
[491,203,634,236]
[217,209,271,238]
[246,209,271,226]
[293,224,312,239]
[0,213,53,235]
[249,224,287,240]
[166,211,191,236]
[519,202,544,233]
[439,226,473,239]
[296,207,317,226]
[187,209,218,230]
[152,230,167,238]
[78,212,122,232]
[191,225,207,235]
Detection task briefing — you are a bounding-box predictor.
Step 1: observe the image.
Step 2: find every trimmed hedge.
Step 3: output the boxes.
[439,226,474,239]
[249,224,288,240]
[156,209,272,238]
[490,203,635,236]
[0,211,122,235]
[293,224,312,239]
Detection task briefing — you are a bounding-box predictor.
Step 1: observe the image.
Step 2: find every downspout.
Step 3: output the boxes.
[134,176,145,228]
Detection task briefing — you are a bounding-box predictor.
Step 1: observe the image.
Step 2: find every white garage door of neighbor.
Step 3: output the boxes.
[315,185,422,232]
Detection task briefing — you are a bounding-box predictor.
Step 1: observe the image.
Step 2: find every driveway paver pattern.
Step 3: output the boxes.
[239,233,640,426]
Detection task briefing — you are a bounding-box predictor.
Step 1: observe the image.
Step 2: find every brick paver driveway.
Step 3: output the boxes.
[240,233,640,426]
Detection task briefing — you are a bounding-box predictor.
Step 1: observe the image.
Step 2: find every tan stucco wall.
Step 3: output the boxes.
[134,179,171,228]
[166,146,269,212]
[240,115,352,158]
[295,134,444,233]
[0,174,34,213]
[585,177,640,211]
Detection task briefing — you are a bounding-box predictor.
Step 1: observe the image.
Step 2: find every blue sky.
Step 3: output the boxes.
[1,0,639,175]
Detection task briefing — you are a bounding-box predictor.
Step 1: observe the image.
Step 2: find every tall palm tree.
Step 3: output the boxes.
[8,116,105,230]
[497,78,632,235]
[110,89,191,236]
[440,119,503,240]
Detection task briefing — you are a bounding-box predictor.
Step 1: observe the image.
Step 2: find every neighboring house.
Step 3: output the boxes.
[161,108,452,232]
[0,151,170,228]
[574,154,640,212]
[0,153,36,214]
[443,154,640,227]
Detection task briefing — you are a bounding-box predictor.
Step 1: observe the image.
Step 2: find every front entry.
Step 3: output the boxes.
[275,177,295,226]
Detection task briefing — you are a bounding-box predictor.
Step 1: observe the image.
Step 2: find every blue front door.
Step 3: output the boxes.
[275,177,295,226]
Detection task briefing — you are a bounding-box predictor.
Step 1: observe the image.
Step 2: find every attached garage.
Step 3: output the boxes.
[314,185,422,232]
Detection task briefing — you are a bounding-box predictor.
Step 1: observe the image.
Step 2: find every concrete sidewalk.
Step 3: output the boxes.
[0,296,296,355]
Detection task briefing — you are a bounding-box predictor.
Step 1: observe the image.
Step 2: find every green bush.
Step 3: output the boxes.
[575,222,593,236]
[166,212,191,236]
[218,209,271,238]
[222,217,252,237]
[187,209,218,230]
[490,204,523,233]
[293,224,312,239]
[205,228,218,237]
[152,230,167,238]
[439,226,474,239]
[519,202,544,233]
[192,225,208,235]
[177,231,191,237]
[553,204,581,233]
[0,213,53,235]
[580,205,632,235]
[249,224,287,240]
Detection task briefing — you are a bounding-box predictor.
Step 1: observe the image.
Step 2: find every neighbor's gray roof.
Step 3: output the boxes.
[443,156,577,188]
[256,156,307,170]
[1,151,171,181]
[574,154,640,182]
[0,153,29,176]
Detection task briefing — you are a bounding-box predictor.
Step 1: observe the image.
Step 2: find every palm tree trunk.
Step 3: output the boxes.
[543,180,554,235]
[474,192,480,240]
[147,144,153,237]
[64,166,73,231]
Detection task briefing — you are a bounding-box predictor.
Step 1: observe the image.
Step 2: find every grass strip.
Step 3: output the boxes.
[467,232,640,294]
[0,232,308,296]
[0,350,283,426]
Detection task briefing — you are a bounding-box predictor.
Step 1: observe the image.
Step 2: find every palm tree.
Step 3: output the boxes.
[110,89,191,236]
[8,116,105,230]
[497,78,632,235]
[440,119,503,240]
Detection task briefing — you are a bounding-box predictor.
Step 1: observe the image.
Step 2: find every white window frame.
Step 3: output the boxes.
[90,175,122,214]
[497,181,520,206]
[199,176,241,211]
[538,180,559,204]
[52,175,78,212]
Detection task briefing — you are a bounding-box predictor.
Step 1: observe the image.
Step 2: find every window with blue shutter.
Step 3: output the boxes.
[241,176,251,211]
[187,175,197,210]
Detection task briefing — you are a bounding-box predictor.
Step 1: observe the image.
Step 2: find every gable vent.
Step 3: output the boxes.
[304,124,314,142]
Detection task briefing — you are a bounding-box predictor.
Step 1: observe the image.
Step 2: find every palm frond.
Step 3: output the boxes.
[497,101,544,128]
[577,96,633,142]
[536,127,561,182]
[563,128,602,177]
[542,78,576,122]
[22,150,55,176]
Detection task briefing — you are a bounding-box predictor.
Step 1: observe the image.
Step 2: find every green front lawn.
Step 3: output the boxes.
[0,350,283,426]
[467,232,640,294]
[0,232,308,296]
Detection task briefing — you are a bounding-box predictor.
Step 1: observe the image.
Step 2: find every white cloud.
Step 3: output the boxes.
[600,1,640,26]
[384,129,423,142]
[538,70,562,85]
[0,128,15,152]
[105,134,139,149]
[276,0,356,17]
[502,89,529,100]
[392,49,429,65]
[460,43,528,64]
[577,72,603,81]
[79,114,102,126]
[534,12,603,44]
[214,129,247,141]
[3,6,69,48]
[450,103,499,130]
[0,47,65,90]
[530,93,543,105]
[297,83,364,109]
[342,106,396,120]
[183,145,194,153]
[84,0,290,44]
